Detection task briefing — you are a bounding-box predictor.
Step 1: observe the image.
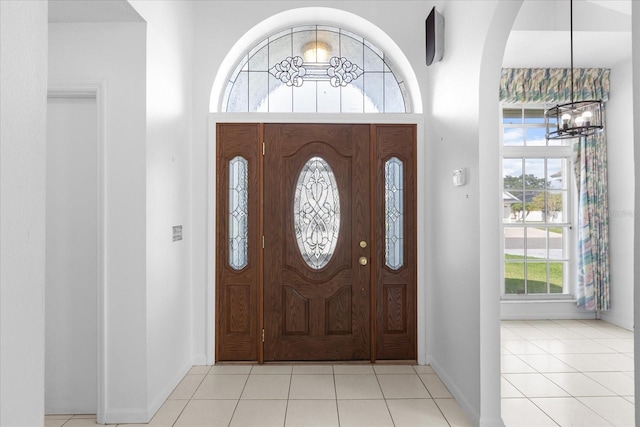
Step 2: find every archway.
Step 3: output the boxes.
[209,7,423,114]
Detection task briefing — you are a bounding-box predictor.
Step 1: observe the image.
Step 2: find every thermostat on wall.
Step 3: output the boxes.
[453,169,466,186]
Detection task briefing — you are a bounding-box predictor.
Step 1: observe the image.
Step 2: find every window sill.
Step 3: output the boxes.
[500,297,595,320]
[501,295,574,302]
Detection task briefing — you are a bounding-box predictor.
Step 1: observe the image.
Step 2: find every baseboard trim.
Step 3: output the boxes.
[146,360,193,422]
[192,354,208,366]
[102,408,149,425]
[428,358,480,427]
[501,299,596,320]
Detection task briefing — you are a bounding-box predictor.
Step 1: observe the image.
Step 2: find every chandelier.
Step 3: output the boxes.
[545,0,604,140]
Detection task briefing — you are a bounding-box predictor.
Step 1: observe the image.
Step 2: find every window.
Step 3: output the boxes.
[501,105,574,297]
[223,26,408,113]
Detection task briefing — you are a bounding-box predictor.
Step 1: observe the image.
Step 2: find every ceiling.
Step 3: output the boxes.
[48,0,144,23]
[503,0,631,67]
[48,0,631,67]
[587,0,631,16]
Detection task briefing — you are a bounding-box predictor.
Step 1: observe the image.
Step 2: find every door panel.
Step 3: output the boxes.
[264,124,371,361]
[374,125,417,360]
[216,123,261,361]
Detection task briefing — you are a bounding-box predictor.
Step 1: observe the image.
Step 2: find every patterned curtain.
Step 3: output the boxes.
[499,68,610,103]
[500,68,611,311]
[573,126,610,310]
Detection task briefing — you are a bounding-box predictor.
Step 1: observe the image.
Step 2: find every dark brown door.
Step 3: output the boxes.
[216,123,416,362]
[374,125,417,360]
[263,124,371,361]
[216,123,262,361]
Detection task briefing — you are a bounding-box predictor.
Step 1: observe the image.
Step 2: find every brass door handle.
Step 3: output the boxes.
[359,241,367,248]
[359,257,368,266]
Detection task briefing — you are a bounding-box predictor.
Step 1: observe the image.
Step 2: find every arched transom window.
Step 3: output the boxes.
[223,25,409,113]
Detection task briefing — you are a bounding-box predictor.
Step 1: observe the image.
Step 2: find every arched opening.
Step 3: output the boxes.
[209,7,422,114]
[221,25,409,113]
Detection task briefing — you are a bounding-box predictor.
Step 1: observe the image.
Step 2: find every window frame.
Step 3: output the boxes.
[221,25,409,114]
[499,103,577,300]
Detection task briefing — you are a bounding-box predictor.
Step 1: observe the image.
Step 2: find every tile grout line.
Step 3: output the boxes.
[501,320,634,426]
[224,366,253,427]
[416,365,454,427]
[373,369,397,427]
[170,398,191,427]
[331,365,341,427]
[282,368,292,427]
[169,371,210,427]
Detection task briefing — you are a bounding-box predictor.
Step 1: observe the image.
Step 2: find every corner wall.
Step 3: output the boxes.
[603,54,635,330]
[128,0,196,418]
[0,1,48,425]
[425,1,521,424]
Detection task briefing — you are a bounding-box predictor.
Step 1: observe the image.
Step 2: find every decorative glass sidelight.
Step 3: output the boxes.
[385,157,404,270]
[229,156,249,270]
[294,156,341,269]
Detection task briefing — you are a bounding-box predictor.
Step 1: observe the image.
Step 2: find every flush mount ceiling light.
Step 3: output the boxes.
[545,0,604,140]
[302,41,331,63]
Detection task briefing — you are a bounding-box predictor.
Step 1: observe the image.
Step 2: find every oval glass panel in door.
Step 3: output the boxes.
[229,156,249,270]
[385,157,404,270]
[294,156,341,269]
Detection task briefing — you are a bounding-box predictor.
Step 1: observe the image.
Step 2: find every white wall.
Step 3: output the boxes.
[128,0,196,418]
[603,55,635,330]
[424,2,522,424]
[0,1,48,425]
[190,0,429,365]
[49,22,148,423]
[45,96,98,414]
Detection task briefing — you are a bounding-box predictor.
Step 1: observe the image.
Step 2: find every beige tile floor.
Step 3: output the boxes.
[45,364,471,427]
[47,319,634,427]
[502,319,635,426]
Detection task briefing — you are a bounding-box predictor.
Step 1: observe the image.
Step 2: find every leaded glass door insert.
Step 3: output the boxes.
[294,156,341,270]
[229,156,249,270]
[385,157,404,270]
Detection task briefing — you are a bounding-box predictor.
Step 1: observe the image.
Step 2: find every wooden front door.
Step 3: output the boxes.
[263,124,371,361]
[216,123,416,362]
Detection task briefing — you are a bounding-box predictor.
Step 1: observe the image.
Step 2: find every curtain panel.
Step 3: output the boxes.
[499,68,610,104]
[574,126,610,311]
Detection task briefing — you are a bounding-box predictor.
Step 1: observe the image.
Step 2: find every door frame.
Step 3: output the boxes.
[206,113,426,365]
[47,82,107,422]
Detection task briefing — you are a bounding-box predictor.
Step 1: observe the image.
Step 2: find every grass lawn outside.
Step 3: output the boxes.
[505,254,563,294]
